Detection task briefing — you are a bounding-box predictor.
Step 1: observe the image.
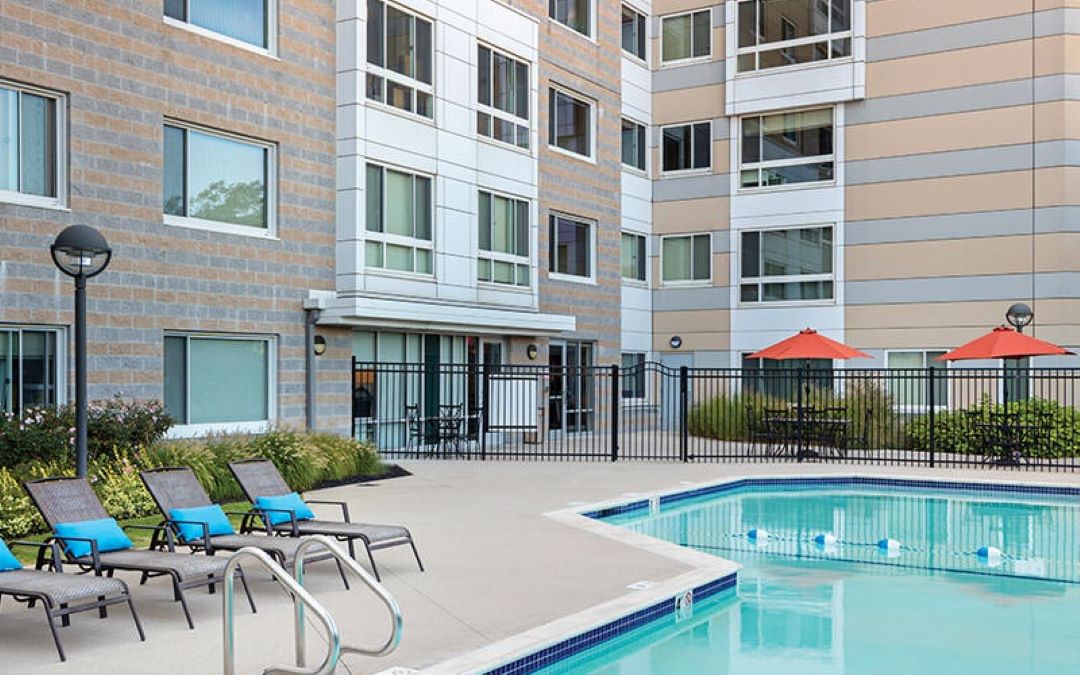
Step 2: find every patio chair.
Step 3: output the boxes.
[140,467,350,588]
[0,538,145,662]
[228,458,424,582]
[23,476,255,629]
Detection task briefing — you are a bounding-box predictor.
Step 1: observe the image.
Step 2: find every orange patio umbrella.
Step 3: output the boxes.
[746,328,872,361]
[936,326,1074,362]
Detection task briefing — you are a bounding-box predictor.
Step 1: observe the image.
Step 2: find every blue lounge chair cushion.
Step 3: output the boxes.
[256,492,315,526]
[169,504,236,542]
[0,540,22,571]
[54,518,133,559]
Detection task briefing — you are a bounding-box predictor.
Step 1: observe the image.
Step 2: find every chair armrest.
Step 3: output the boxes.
[226,509,272,535]
[49,535,102,571]
[122,524,177,552]
[9,540,63,572]
[250,507,300,536]
[165,519,213,553]
[303,499,351,523]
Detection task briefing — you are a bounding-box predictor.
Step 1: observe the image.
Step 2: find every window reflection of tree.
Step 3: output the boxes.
[189,179,266,227]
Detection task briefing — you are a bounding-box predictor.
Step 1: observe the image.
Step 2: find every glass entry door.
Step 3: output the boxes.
[548,340,594,433]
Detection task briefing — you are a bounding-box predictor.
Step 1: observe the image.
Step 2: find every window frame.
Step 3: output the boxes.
[736,0,854,74]
[476,42,532,152]
[162,120,277,238]
[164,332,277,438]
[660,8,713,65]
[163,0,278,56]
[660,120,712,175]
[620,352,648,403]
[548,212,595,283]
[0,80,67,210]
[661,233,712,285]
[621,117,647,173]
[549,0,595,40]
[0,325,67,416]
[365,0,436,121]
[621,231,647,284]
[547,86,595,162]
[738,223,835,305]
[883,350,950,412]
[477,188,532,289]
[621,4,648,63]
[364,161,435,278]
[738,106,835,192]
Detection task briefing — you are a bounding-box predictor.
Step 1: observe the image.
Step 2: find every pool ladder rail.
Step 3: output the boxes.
[222,535,404,675]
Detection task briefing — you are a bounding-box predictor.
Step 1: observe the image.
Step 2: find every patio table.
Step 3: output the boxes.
[763,415,850,460]
[973,420,1037,465]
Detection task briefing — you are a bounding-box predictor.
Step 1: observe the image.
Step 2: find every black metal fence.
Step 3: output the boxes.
[353,359,1080,470]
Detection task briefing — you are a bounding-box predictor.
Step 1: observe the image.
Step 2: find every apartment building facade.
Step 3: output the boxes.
[0,0,1076,440]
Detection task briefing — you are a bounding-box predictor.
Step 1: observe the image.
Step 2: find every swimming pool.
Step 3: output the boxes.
[529,477,1080,675]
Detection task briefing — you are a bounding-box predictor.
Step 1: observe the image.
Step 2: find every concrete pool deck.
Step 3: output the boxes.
[3,460,1080,674]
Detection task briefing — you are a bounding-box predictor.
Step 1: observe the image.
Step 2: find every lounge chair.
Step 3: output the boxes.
[23,476,256,629]
[140,467,350,588]
[228,458,423,581]
[0,538,145,661]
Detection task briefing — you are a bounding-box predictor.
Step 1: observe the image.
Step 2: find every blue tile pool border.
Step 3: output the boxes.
[583,476,1080,520]
[482,573,736,675]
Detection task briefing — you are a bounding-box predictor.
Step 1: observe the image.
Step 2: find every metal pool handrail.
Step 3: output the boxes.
[222,547,342,675]
[292,535,403,667]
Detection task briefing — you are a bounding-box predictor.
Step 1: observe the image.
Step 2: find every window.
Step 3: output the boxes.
[163,123,273,235]
[737,0,852,72]
[478,191,530,287]
[740,108,833,189]
[0,82,62,206]
[742,354,833,399]
[0,328,63,414]
[621,118,646,171]
[550,0,592,37]
[164,334,273,431]
[549,214,592,279]
[549,89,592,158]
[478,45,530,149]
[366,0,434,119]
[163,0,272,50]
[621,352,646,400]
[662,10,711,63]
[740,226,833,302]
[662,234,710,283]
[662,121,711,173]
[365,163,433,275]
[621,232,647,282]
[621,5,647,60]
[886,351,948,410]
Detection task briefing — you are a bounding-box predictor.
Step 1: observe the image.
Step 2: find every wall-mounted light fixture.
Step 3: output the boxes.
[313,335,327,356]
[526,344,538,360]
[669,335,683,349]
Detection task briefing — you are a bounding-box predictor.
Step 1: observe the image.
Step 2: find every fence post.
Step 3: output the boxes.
[480,364,490,461]
[796,366,805,462]
[350,356,357,441]
[679,366,689,462]
[927,366,936,468]
[610,364,620,462]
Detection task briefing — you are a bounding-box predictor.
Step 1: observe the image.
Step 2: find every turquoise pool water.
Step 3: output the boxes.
[539,482,1080,674]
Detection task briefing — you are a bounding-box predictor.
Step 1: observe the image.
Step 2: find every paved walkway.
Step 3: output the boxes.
[3,461,1078,674]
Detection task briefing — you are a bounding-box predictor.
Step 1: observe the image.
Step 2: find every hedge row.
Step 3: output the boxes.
[0,426,383,540]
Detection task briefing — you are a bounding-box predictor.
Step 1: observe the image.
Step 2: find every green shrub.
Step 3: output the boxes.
[0,467,43,540]
[248,428,323,491]
[907,397,1080,458]
[0,396,172,468]
[688,392,784,441]
[307,432,382,481]
[92,451,156,521]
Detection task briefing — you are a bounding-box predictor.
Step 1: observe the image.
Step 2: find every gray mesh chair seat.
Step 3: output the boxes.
[79,549,227,581]
[23,476,256,630]
[0,568,128,606]
[139,467,349,587]
[229,458,424,581]
[0,540,145,662]
[273,520,411,544]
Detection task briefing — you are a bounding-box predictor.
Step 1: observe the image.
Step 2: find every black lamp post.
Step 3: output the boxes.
[1006,302,1034,334]
[50,225,111,478]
